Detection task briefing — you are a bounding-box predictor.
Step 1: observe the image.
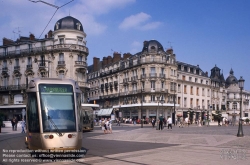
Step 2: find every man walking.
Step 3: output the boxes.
[14,117,18,131]
[20,119,26,133]
[167,116,172,130]
[158,114,164,130]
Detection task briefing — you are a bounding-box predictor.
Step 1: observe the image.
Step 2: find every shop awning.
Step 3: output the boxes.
[0,105,26,109]
[97,108,113,116]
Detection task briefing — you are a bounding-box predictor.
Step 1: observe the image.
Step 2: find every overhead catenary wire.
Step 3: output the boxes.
[29,0,74,39]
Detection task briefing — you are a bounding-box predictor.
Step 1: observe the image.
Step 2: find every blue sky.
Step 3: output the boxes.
[0,0,249,90]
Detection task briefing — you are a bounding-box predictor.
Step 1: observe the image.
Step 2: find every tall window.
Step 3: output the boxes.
[59,70,65,78]
[182,75,186,81]
[150,67,155,73]
[3,60,7,68]
[15,76,20,86]
[78,55,83,61]
[141,68,145,75]
[161,81,164,89]
[78,38,82,45]
[15,59,19,66]
[3,77,8,87]
[184,97,187,107]
[142,82,145,89]
[151,95,155,102]
[28,44,32,52]
[196,87,199,95]
[161,68,164,74]
[184,85,187,94]
[28,57,32,65]
[59,38,64,44]
[16,46,20,54]
[233,102,237,110]
[59,53,64,61]
[151,81,155,89]
[190,86,193,95]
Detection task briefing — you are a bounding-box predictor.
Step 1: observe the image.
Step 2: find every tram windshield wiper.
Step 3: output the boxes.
[48,116,63,136]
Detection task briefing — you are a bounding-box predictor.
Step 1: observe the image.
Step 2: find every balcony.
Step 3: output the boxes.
[26,65,33,69]
[14,66,20,71]
[131,75,138,82]
[149,73,157,78]
[123,78,129,83]
[159,73,165,78]
[141,74,146,79]
[1,67,8,73]
[39,63,46,68]
[58,61,65,66]
[77,81,89,88]
[0,84,26,91]
[75,61,87,68]
[105,83,109,89]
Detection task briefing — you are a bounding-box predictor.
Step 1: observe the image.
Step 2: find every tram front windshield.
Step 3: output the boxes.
[39,84,76,132]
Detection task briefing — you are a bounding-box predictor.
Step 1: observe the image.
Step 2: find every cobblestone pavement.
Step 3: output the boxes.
[0,125,250,165]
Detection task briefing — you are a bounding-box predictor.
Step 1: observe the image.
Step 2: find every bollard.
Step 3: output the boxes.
[156,121,159,130]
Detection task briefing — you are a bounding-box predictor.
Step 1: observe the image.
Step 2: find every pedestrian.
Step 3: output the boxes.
[116,118,120,126]
[218,117,221,126]
[108,118,112,134]
[133,117,136,125]
[20,119,26,133]
[152,118,155,128]
[101,118,106,134]
[105,119,110,133]
[158,114,164,130]
[14,117,18,131]
[11,118,15,131]
[185,117,189,127]
[167,116,172,130]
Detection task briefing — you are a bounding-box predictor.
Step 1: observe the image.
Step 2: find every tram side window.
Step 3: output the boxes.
[27,92,40,132]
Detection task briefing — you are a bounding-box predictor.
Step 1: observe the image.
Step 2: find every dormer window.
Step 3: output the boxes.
[56,22,60,30]
[59,38,64,44]
[76,22,81,30]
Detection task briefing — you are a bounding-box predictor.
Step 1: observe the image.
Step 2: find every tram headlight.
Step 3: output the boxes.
[68,134,72,138]
[49,135,54,139]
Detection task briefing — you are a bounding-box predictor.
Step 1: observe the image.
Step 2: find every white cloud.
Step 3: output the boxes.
[77,0,136,15]
[130,41,142,54]
[119,12,162,30]
[0,0,136,40]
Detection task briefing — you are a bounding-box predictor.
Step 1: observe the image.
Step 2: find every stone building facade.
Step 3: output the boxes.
[0,16,89,120]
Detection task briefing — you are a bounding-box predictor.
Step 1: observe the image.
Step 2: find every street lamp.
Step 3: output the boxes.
[141,82,144,128]
[237,76,245,137]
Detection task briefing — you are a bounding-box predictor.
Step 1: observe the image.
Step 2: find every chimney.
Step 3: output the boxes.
[143,40,148,46]
[123,53,132,59]
[93,57,100,72]
[29,33,35,40]
[166,48,173,55]
[3,38,14,46]
[102,57,107,66]
[48,30,53,38]
[45,35,47,38]
[113,52,121,63]
[107,56,112,65]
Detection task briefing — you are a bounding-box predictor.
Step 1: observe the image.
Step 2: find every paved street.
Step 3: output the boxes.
[0,124,249,165]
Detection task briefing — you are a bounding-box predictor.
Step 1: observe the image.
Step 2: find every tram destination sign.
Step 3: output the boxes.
[40,84,73,93]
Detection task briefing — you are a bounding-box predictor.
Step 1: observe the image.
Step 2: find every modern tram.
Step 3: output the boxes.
[25,78,83,151]
[81,104,99,131]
